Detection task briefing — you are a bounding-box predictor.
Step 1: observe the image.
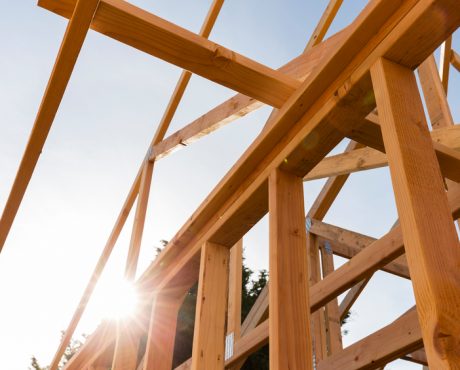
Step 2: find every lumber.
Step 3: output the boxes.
[371,57,460,368]
[305,0,344,50]
[0,0,100,253]
[439,36,452,93]
[338,278,371,321]
[38,0,300,108]
[111,319,141,370]
[304,125,460,180]
[268,168,313,369]
[191,241,229,370]
[227,240,243,339]
[418,55,455,129]
[143,294,182,370]
[317,307,423,370]
[452,50,460,72]
[60,0,460,364]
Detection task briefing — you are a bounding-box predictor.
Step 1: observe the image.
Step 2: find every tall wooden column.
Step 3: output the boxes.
[371,57,460,369]
[143,293,182,370]
[112,318,142,370]
[190,241,230,370]
[269,168,313,370]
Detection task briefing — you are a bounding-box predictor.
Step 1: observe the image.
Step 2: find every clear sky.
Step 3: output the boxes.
[0,1,458,369]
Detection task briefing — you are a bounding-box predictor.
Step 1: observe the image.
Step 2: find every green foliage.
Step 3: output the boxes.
[29,332,86,370]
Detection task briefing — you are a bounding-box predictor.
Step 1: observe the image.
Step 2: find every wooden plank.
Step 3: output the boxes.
[227,240,243,339]
[112,319,141,370]
[338,278,371,322]
[39,0,300,108]
[0,0,100,253]
[320,246,343,355]
[371,57,460,368]
[191,241,229,370]
[305,0,344,50]
[439,36,452,93]
[402,349,428,365]
[317,307,423,370]
[452,50,460,72]
[305,125,460,180]
[143,294,182,370]
[311,220,410,279]
[269,168,313,369]
[418,55,455,129]
[151,29,348,161]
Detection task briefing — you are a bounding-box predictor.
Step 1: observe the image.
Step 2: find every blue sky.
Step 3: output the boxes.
[0,1,458,369]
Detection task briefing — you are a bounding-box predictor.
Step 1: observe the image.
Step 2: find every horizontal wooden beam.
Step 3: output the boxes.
[151,29,347,161]
[39,0,300,108]
[317,307,423,369]
[305,125,460,180]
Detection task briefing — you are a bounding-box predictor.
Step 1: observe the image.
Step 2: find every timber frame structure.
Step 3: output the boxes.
[1,0,460,369]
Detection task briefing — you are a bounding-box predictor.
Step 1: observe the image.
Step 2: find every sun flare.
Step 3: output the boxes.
[95,278,139,320]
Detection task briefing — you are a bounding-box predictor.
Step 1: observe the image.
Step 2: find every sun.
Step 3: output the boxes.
[94,278,139,320]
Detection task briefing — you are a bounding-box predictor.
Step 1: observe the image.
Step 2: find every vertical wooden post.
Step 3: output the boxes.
[191,241,230,370]
[143,293,182,370]
[308,233,327,362]
[320,245,343,354]
[269,168,313,370]
[439,36,452,94]
[112,318,142,370]
[371,57,460,369]
[227,239,243,339]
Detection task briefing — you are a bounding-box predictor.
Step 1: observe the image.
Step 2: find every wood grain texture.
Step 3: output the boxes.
[39,0,300,108]
[371,57,460,368]
[0,0,100,253]
[452,50,460,72]
[191,242,229,370]
[143,294,182,370]
[269,168,313,370]
[439,36,452,93]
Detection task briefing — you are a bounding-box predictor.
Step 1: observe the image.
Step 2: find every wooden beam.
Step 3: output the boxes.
[151,29,347,162]
[338,278,371,322]
[305,0,344,50]
[227,239,243,339]
[439,36,452,93]
[451,50,460,72]
[304,125,460,180]
[143,294,182,370]
[111,319,142,370]
[402,349,428,365]
[317,307,423,370]
[39,0,300,108]
[371,57,460,368]
[269,168,313,369]
[418,55,455,129]
[191,241,229,370]
[320,246,343,355]
[0,0,100,253]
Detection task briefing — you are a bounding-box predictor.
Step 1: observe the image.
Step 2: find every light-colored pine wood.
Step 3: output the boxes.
[439,36,452,93]
[143,294,182,370]
[305,0,344,51]
[304,126,460,181]
[371,57,460,368]
[338,277,371,321]
[317,307,423,370]
[269,168,313,370]
[39,0,300,108]
[418,55,455,129]
[112,319,141,370]
[227,239,243,339]
[320,246,343,355]
[452,50,460,72]
[0,0,100,253]
[191,241,229,370]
